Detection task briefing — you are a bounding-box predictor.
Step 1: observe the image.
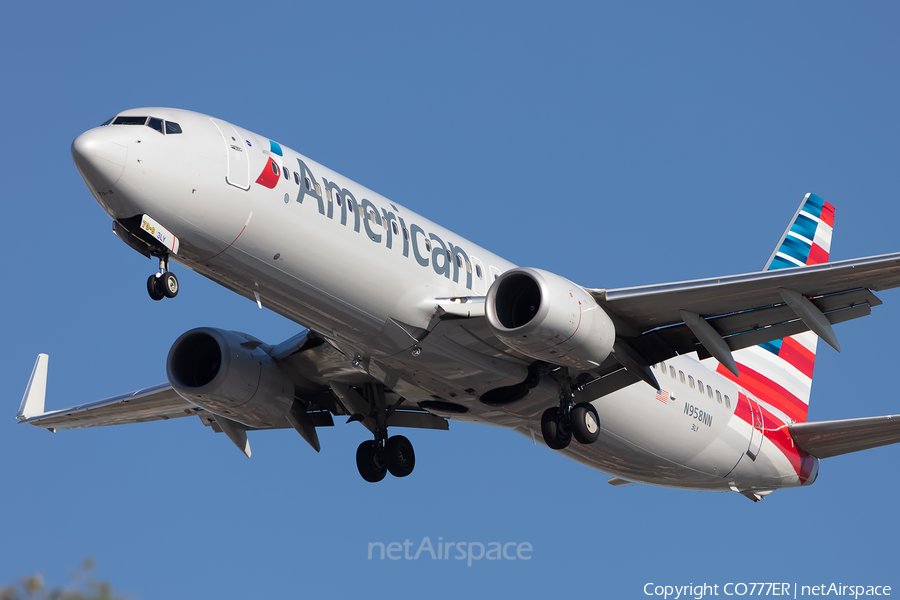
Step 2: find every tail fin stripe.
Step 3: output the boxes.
[803,193,825,212]
[781,236,815,263]
[718,364,807,424]
[778,338,815,379]
[819,202,835,227]
[773,254,806,268]
[759,340,783,355]
[791,214,820,241]
[730,347,812,402]
[807,244,829,265]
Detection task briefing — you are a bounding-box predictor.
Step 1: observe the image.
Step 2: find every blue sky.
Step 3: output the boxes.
[3,2,900,598]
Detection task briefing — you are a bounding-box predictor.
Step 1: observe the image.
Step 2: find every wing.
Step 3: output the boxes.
[789,415,900,459]
[437,253,900,398]
[591,252,900,371]
[16,355,201,431]
[17,332,447,457]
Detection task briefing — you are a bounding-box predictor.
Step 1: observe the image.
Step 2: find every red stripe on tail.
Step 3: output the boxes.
[778,337,815,379]
[717,363,809,423]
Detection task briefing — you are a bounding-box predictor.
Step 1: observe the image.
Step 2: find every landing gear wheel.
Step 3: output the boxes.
[162,272,179,298]
[541,407,572,450]
[385,435,415,478]
[356,440,387,483]
[147,274,164,301]
[571,402,601,445]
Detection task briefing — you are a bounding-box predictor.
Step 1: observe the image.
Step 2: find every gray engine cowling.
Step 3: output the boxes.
[485,268,615,371]
[166,327,294,427]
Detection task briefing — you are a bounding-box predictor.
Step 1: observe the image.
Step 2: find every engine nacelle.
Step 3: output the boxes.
[166,327,295,427]
[485,268,615,371]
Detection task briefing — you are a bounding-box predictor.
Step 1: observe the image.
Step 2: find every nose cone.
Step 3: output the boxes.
[71,126,128,191]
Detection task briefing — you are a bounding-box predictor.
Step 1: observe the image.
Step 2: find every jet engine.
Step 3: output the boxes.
[166,327,295,427]
[485,268,615,371]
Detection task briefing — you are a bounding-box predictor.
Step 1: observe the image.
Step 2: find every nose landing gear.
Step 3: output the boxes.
[147,255,178,301]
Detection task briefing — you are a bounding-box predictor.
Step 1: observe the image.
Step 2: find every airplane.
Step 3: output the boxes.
[16,107,900,500]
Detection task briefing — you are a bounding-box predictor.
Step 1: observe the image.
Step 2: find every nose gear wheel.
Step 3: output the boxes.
[147,255,179,301]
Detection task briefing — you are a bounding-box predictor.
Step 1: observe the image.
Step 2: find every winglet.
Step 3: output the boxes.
[17,354,49,421]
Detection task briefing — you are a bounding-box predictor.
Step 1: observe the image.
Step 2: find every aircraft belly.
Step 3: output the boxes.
[559,429,731,489]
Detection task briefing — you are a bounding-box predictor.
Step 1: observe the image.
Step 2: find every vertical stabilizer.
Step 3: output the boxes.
[718,194,835,423]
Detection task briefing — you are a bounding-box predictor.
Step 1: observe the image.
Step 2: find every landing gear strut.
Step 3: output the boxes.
[540,370,601,450]
[353,383,416,482]
[147,255,178,301]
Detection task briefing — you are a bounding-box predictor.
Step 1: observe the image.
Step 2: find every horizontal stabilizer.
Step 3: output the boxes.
[790,414,900,459]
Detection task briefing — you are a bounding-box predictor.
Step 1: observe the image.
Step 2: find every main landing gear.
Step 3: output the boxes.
[356,435,416,483]
[540,371,601,450]
[354,383,416,483]
[147,255,178,301]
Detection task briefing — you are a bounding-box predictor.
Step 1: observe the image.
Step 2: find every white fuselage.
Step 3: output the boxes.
[72,108,817,494]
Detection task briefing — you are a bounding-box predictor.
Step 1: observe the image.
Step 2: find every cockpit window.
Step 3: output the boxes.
[107,115,183,135]
[113,116,148,126]
[100,117,114,126]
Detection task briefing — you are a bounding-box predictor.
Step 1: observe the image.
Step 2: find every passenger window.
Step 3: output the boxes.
[304,177,311,190]
[476,264,483,278]
[402,228,409,240]
[456,254,463,269]
[724,395,731,408]
[294,172,300,185]
[465,258,472,273]
[392,222,399,235]
[688,375,695,389]
[697,380,703,393]
[660,362,666,372]
[315,182,322,195]
[679,371,685,384]
[283,167,290,180]
[716,390,722,404]
[347,198,354,211]
[425,239,432,252]
[669,366,676,379]
[147,117,164,133]
[271,161,279,176]
[165,121,182,134]
[336,193,343,207]
[707,385,713,399]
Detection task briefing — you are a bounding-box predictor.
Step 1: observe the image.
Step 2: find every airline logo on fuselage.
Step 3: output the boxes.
[255,147,476,291]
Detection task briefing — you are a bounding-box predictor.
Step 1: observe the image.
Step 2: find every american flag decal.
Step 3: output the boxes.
[656,389,669,404]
